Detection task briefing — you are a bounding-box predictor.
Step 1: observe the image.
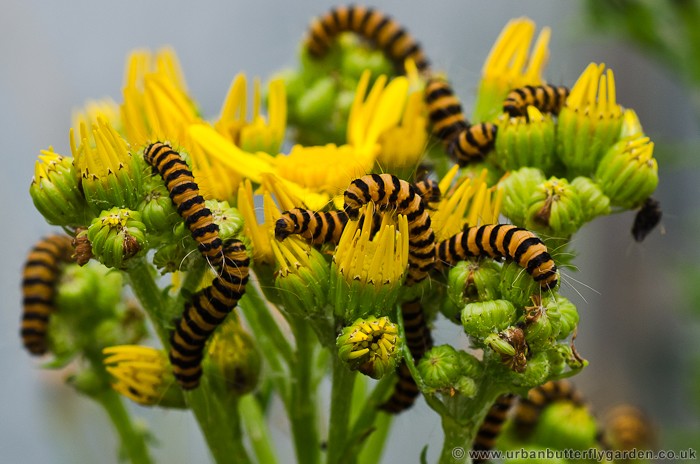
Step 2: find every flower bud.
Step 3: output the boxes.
[620,109,644,139]
[496,106,556,172]
[510,350,550,388]
[295,76,337,126]
[499,167,546,227]
[443,260,502,322]
[103,345,186,408]
[30,149,91,227]
[87,208,147,269]
[525,177,584,237]
[523,296,557,349]
[462,300,517,340]
[207,318,261,395]
[137,182,179,235]
[486,326,528,372]
[595,136,658,209]
[206,200,245,242]
[532,402,598,450]
[339,35,393,79]
[570,176,611,222]
[543,296,579,340]
[337,316,400,379]
[498,261,540,308]
[417,345,462,393]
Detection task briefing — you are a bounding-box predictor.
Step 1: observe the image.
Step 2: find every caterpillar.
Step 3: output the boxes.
[275,209,350,245]
[169,239,250,389]
[513,380,585,438]
[631,197,662,242]
[472,394,516,463]
[413,178,441,205]
[304,5,430,73]
[436,224,558,290]
[21,234,74,356]
[503,84,570,118]
[448,122,498,166]
[425,77,469,144]
[598,405,655,451]
[143,142,223,267]
[380,299,432,414]
[344,173,435,284]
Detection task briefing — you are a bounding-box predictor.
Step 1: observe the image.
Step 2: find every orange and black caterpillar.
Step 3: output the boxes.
[380,298,433,413]
[424,77,497,165]
[143,142,223,267]
[169,239,250,389]
[21,234,74,355]
[413,177,441,204]
[472,393,516,463]
[503,84,570,118]
[513,380,585,438]
[275,209,351,245]
[436,224,558,290]
[632,197,662,242]
[305,5,430,73]
[344,173,435,284]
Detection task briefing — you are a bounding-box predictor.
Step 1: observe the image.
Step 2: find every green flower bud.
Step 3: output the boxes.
[449,260,502,316]
[30,150,91,227]
[570,176,611,222]
[510,350,550,388]
[207,318,261,395]
[69,368,106,398]
[295,76,337,125]
[499,167,546,227]
[87,208,147,269]
[207,200,244,242]
[543,296,579,340]
[496,106,556,172]
[595,136,658,209]
[457,351,484,379]
[525,177,584,238]
[454,376,478,398]
[485,326,528,373]
[340,38,394,79]
[532,402,598,450]
[137,182,179,235]
[620,109,644,139]
[499,261,540,308]
[523,296,557,349]
[462,300,517,340]
[417,345,462,393]
[337,316,400,379]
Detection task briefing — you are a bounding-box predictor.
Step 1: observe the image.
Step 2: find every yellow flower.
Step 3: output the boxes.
[72,98,121,136]
[215,74,287,155]
[430,167,504,241]
[473,18,550,122]
[337,316,401,379]
[103,345,185,408]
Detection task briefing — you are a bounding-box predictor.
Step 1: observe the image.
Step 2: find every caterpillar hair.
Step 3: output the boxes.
[472,394,516,463]
[631,197,662,242]
[343,174,435,284]
[503,84,570,118]
[380,298,432,414]
[305,5,430,73]
[21,234,74,356]
[513,380,585,438]
[436,224,558,290]
[169,239,250,389]
[143,142,223,267]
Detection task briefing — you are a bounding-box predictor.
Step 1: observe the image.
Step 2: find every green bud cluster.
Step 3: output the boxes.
[417,345,479,397]
[282,33,394,145]
[80,150,145,215]
[336,316,400,379]
[495,106,556,173]
[275,247,330,318]
[442,260,501,322]
[87,207,147,269]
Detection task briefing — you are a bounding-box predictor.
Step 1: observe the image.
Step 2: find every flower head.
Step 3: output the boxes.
[103,345,185,408]
[207,318,261,395]
[87,207,147,269]
[473,18,550,122]
[337,316,400,379]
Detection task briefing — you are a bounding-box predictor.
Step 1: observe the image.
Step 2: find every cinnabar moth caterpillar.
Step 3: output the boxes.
[305,5,430,73]
[631,197,662,242]
[503,84,570,118]
[436,224,558,290]
[143,142,223,267]
[169,239,250,389]
[472,393,516,463]
[21,234,74,355]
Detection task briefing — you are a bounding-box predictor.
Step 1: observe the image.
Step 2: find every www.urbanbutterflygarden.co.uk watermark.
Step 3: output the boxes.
[449,447,697,462]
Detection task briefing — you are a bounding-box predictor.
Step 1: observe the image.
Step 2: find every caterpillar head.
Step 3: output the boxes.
[274,215,296,241]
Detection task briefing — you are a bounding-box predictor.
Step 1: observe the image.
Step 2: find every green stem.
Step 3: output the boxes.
[289,319,321,464]
[124,259,170,345]
[243,281,294,365]
[439,415,471,464]
[187,382,252,464]
[95,389,153,464]
[357,412,392,464]
[239,394,278,464]
[327,356,357,464]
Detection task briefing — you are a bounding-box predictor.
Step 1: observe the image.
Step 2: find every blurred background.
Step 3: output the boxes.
[1,0,698,462]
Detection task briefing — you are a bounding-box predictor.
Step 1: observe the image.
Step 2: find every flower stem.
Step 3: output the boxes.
[239,394,278,464]
[95,389,153,464]
[326,356,357,464]
[289,318,321,464]
[186,382,252,464]
[124,259,170,345]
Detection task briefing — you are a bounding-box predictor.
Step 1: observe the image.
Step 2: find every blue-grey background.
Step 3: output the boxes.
[2,0,698,462]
